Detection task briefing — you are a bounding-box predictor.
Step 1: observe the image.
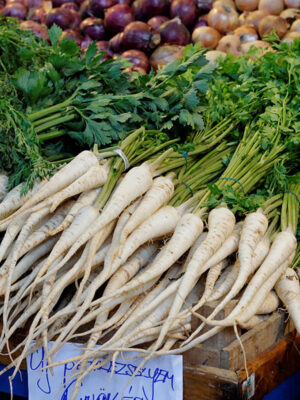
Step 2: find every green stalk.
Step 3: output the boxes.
[38,130,66,142]
[28,95,75,122]
[34,113,77,134]
[32,112,64,127]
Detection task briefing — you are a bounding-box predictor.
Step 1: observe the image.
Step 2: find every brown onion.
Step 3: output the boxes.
[147,16,169,31]
[240,39,272,55]
[217,34,242,55]
[205,49,226,65]
[159,17,190,45]
[244,10,267,30]
[123,66,147,76]
[258,0,284,16]
[280,9,300,25]
[80,17,105,40]
[192,26,221,48]
[291,20,300,33]
[234,25,258,43]
[235,0,258,11]
[150,44,184,69]
[170,0,198,27]
[104,4,134,33]
[258,15,288,39]
[284,0,300,7]
[281,31,300,44]
[121,49,149,70]
[207,4,239,34]
[213,0,236,8]
[123,21,160,50]
[108,31,124,52]
[20,20,49,40]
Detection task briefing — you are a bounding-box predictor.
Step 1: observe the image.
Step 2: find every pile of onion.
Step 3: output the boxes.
[1,0,299,71]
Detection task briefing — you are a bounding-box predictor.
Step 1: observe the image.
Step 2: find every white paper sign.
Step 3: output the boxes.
[26,342,183,400]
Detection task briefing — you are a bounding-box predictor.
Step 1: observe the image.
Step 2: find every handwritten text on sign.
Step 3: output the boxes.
[26,342,183,400]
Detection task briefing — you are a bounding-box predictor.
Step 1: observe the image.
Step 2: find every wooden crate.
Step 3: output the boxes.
[182,303,300,400]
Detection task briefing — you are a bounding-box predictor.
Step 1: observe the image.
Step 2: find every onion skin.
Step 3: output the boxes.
[90,0,117,18]
[258,15,288,39]
[121,49,149,70]
[20,20,49,40]
[108,31,124,52]
[235,0,258,11]
[159,18,190,45]
[80,17,106,40]
[192,26,221,49]
[123,21,160,50]
[207,4,239,34]
[150,44,184,69]
[31,6,47,22]
[217,34,242,55]
[284,0,300,7]
[258,0,284,16]
[234,25,258,43]
[291,20,300,33]
[244,10,267,30]
[147,15,169,31]
[104,4,134,33]
[170,0,198,27]
[1,3,27,19]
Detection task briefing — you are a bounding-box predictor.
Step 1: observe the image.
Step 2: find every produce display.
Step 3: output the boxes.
[0,14,299,400]
[0,0,300,70]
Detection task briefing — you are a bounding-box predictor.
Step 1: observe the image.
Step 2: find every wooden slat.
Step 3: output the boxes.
[183,364,239,400]
[237,332,300,399]
[220,312,286,370]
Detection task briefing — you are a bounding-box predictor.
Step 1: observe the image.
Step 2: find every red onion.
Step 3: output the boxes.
[61,2,79,10]
[75,0,85,5]
[53,0,76,7]
[193,16,208,29]
[104,4,134,33]
[123,66,147,75]
[284,0,300,6]
[150,44,184,69]
[24,0,42,9]
[207,4,239,34]
[115,0,131,4]
[140,0,169,19]
[258,0,284,16]
[80,34,93,49]
[20,20,49,40]
[234,25,258,43]
[1,3,27,19]
[31,6,47,22]
[192,26,220,48]
[46,8,77,29]
[121,49,149,70]
[159,18,190,46]
[258,15,288,39]
[291,20,300,33]
[96,40,111,59]
[123,21,160,51]
[60,28,82,44]
[170,0,198,26]
[195,0,213,14]
[132,0,144,19]
[147,15,169,31]
[217,34,241,55]
[80,17,105,39]
[68,8,82,28]
[108,31,124,52]
[90,0,117,18]
[235,0,258,11]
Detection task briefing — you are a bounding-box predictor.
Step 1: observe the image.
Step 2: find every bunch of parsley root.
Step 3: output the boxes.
[0,17,299,399]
